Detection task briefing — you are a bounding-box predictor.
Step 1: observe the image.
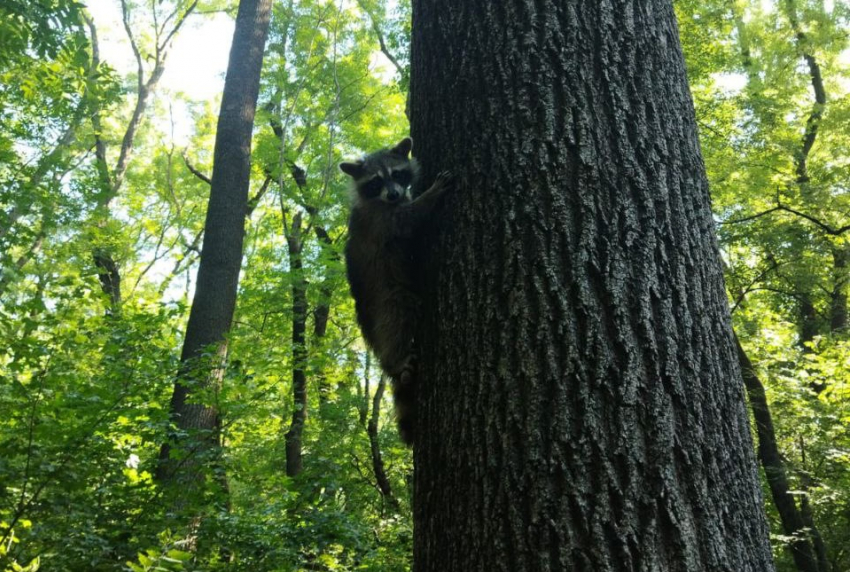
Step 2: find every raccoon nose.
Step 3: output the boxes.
[387,189,400,201]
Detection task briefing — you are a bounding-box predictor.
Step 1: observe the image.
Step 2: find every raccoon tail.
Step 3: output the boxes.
[392,354,417,445]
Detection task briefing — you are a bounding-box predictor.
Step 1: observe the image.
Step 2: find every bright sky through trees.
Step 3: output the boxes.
[84,0,397,143]
[86,0,234,99]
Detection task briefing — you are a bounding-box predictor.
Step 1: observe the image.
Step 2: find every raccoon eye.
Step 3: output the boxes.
[391,169,413,187]
[361,177,384,198]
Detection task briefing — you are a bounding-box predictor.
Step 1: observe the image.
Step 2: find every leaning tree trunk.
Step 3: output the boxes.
[737,335,820,572]
[410,2,775,570]
[157,0,272,507]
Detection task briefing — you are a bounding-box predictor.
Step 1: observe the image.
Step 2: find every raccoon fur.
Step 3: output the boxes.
[340,137,452,445]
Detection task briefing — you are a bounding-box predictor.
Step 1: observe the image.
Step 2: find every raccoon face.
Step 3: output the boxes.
[340,138,419,205]
[356,167,414,204]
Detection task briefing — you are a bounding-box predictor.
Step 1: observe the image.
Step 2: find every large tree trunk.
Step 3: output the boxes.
[157,0,272,503]
[409,2,775,570]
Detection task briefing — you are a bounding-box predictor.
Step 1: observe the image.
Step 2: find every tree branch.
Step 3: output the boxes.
[729,259,782,314]
[721,206,783,226]
[784,0,827,185]
[355,0,404,77]
[104,0,199,206]
[182,153,212,185]
[776,203,850,236]
[246,175,273,216]
[158,0,201,60]
[721,197,850,236]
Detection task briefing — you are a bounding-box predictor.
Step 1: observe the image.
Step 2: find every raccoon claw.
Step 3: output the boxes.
[432,171,454,194]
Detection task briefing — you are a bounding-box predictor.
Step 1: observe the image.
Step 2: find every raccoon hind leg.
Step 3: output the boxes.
[370,290,418,374]
[391,354,417,445]
[370,291,419,444]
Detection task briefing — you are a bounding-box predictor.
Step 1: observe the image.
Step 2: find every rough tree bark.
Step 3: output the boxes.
[410,2,775,570]
[157,0,272,502]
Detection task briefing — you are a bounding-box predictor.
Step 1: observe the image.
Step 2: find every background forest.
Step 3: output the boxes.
[0,0,848,570]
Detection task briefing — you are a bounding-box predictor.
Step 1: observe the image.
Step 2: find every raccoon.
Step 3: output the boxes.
[340,137,452,445]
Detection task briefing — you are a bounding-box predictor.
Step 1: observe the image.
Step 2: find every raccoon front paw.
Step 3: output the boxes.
[432,170,454,194]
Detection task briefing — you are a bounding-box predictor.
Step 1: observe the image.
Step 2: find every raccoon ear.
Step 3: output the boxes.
[339,161,364,178]
[390,137,413,158]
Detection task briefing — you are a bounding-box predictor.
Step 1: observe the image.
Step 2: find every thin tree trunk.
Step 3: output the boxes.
[93,248,122,312]
[735,10,830,568]
[737,335,820,572]
[798,438,830,572]
[284,213,308,477]
[275,158,336,473]
[783,0,825,188]
[313,283,333,404]
[358,353,372,427]
[800,494,830,572]
[157,0,272,512]
[410,1,774,570]
[313,225,337,406]
[799,296,819,348]
[281,220,336,475]
[367,374,399,511]
[830,246,847,332]
[783,0,831,350]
